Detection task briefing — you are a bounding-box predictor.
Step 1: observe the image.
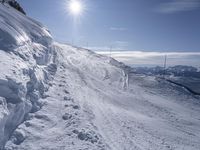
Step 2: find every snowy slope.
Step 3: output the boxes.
[1,3,200,150]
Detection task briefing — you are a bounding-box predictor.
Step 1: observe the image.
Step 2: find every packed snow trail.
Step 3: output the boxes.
[1,3,200,150]
[53,44,200,150]
[5,58,109,150]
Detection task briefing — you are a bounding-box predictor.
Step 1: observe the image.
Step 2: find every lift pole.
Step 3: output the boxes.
[163,55,167,78]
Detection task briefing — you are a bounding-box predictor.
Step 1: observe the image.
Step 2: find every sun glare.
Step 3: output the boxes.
[68,0,83,16]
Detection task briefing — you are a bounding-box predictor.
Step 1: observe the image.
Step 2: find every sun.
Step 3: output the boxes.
[68,0,83,16]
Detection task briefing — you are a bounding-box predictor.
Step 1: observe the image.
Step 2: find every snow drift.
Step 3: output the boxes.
[0,4,56,149]
[1,2,200,150]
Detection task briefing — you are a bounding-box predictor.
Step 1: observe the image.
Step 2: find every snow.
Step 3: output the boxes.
[0,3,51,51]
[1,3,200,150]
[0,4,55,149]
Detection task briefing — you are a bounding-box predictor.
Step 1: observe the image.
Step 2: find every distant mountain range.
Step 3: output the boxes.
[133,65,200,78]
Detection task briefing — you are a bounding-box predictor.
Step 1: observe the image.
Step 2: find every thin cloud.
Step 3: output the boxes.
[85,46,126,51]
[85,46,113,51]
[113,41,129,49]
[85,41,129,51]
[97,51,200,57]
[157,0,200,14]
[96,51,200,67]
[110,27,127,31]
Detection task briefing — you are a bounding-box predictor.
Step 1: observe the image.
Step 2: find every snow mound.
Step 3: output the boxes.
[0,4,56,149]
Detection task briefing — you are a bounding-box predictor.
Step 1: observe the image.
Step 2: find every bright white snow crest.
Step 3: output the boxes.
[1,2,200,150]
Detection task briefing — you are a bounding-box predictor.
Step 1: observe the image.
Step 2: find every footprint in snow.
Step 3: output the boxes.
[62,113,72,120]
[64,96,73,102]
[72,105,79,110]
[72,129,99,144]
[58,84,64,87]
[64,90,70,94]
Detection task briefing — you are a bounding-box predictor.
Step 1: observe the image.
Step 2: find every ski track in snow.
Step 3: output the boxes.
[1,3,200,150]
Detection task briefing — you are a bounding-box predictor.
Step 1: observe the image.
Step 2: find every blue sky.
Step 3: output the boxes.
[18,0,200,52]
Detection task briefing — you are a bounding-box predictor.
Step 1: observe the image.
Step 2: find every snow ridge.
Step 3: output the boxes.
[0,4,57,149]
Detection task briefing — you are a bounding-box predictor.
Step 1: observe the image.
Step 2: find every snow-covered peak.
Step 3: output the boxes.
[0,4,52,51]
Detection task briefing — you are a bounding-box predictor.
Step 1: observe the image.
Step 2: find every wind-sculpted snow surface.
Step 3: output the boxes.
[0,4,56,149]
[0,4,52,51]
[1,3,200,150]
